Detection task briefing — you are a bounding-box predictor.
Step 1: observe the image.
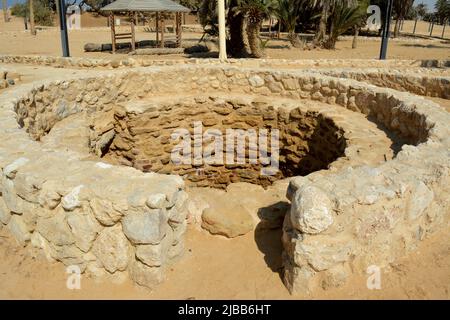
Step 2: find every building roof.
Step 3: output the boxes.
[100,0,191,13]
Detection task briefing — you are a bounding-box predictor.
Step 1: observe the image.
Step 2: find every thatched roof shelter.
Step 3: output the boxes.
[100,0,190,53]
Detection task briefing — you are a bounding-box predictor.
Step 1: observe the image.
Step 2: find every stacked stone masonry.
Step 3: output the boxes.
[0,64,449,293]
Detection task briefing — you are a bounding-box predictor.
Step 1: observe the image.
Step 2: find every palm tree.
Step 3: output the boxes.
[392,0,414,38]
[228,0,249,57]
[435,0,450,24]
[416,3,428,20]
[234,0,277,57]
[275,0,303,47]
[310,0,357,46]
[324,0,367,49]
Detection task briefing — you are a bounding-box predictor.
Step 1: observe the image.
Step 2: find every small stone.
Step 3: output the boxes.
[8,215,31,245]
[3,157,29,179]
[90,198,123,226]
[0,198,12,224]
[62,185,83,211]
[202,204,254,238]
[146,194,167,209]
[122,210,168,245]
[92,225,131,273]
[129,260,163,289]
[248,75,265,87]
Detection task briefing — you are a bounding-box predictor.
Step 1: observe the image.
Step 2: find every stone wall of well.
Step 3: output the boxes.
[0,65,449,292]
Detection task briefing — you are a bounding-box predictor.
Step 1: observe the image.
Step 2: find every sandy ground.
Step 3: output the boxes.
[1,220,449,300]
[1,16,449,60]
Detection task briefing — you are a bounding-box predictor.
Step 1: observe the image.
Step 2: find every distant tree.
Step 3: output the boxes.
[416,3,428,20]
[177,0,202,11]
[2,0,9,22]
[392,0,414,37]
[11,0,54,28]
[234,0,278,58]
[275,0,303,47]
[325,0,367,49]
[435,0,450,24]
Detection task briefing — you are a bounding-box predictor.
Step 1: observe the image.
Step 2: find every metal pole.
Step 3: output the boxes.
[430,20,435,36]
[380,0,393,60]
[218,0,227,61]
[58,0,70,57]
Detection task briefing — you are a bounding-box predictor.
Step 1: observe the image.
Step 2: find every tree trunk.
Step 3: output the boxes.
[352,28,359,49]
[227,0,247,58]
[288,32,302,48]
[314,2,329,45]
[2,0,9,22]
[247,21,263,58]
[29,0,36,35]
[393,18,400,38]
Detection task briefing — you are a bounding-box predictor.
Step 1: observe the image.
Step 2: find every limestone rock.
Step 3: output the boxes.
[129,260,163,289]
[61,185,83,211]
[90,198,123,226]
[36,210,75,246]
[248,75,265,88]
[122,209,168,245]
[290,185,334,234]
[407,181,434,221]
[201,204,254,238]
[92,225,131,273]
[0,198,11,224]
[3,157,29,179]
[146,193,167,209]
[8,215,30,245]
[67,211,102,252]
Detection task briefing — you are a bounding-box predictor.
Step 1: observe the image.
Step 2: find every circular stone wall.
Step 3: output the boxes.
[1,65,449,294]
[86,95,346,189]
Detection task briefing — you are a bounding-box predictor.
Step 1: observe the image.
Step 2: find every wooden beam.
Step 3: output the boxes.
[160,18,165,48]
[176,12,182,48]
[110,13,116,54]
[156,12,159,45]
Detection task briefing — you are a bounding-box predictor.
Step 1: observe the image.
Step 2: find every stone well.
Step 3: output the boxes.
[0,65,449,293]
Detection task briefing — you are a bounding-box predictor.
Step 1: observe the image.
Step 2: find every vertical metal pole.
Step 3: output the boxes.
[430,20,435,36]
[380,0,393,60]
[218,0,227,61]
[58,0,70,57]
[413,19,417,34]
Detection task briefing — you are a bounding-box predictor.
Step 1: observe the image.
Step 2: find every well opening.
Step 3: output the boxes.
[89,96,347,189]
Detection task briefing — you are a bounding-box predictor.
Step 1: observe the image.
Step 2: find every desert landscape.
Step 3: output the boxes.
[0,0,449,302]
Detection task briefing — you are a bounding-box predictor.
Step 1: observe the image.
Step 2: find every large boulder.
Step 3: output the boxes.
[290,185,334,234]
[202,204,254,238]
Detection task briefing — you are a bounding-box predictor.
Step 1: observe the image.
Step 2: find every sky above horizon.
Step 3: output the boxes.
[1,0,439,12]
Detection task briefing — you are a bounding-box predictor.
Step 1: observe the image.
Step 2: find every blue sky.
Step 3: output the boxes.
[1,0,439,12]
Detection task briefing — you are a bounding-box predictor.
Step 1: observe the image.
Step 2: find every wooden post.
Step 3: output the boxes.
[156,12,159,45]
[176,12,182,48]
[130,13,136,51]
[160,18,165,48]
[110,13,116,53]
